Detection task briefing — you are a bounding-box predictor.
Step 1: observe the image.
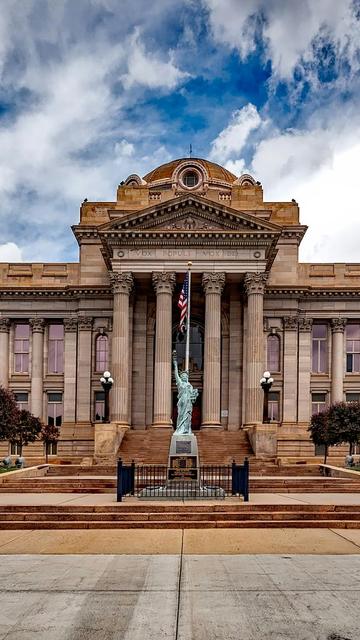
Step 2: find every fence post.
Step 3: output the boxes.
[231,460,236,495]
[117,458,123,502]
[243,457,249,502]
[131,460,135,495]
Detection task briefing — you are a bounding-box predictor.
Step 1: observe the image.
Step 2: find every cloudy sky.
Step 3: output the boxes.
[1,0,360,264]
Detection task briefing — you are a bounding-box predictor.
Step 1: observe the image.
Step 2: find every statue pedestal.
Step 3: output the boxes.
[167,433,199,481]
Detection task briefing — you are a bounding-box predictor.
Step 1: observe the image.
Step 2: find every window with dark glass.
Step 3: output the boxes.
[267,334,280,372]
[311,392,327,415]
[346,392,360,403]
[10,442,21,455]
[182,171,198,187]
[95,335,108,372]
[95,391,105,422]
[47,392,63,427]
[346,324,360,373]
[14,392,29,411]
[268,391,280,421]
[48,324,64,373]
[312,324,328,373]
[14,324,30,373]
[45,442,57,455]
[173,323,203,372]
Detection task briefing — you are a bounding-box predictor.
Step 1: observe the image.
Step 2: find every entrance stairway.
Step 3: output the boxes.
[117,428,254,465]
[1,503,360,529]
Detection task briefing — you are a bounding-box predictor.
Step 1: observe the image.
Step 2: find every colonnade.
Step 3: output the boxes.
[0,273,350,430]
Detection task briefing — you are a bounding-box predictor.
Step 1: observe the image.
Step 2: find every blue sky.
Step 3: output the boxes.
[1,0,360,263]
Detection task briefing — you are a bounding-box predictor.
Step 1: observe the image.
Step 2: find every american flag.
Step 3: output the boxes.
[178,272,189,333]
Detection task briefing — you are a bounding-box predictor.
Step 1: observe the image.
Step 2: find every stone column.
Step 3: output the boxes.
[202,272,226,428]
[29,318,45,418]
[283,316,298,423]
[110,272,134,425]
[152,271,176,427]
[331,318,346,403]
[76,316,93,423]
[0,318,10,387]
[63,318,78,424]
[244,273,267,424]
[297,317,313,422]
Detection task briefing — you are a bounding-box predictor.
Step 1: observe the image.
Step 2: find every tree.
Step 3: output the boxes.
[40,422,60,463]
[0,386,20,441]
[327,401,360,454]
[308,410,337,464]
[10,410,42,457]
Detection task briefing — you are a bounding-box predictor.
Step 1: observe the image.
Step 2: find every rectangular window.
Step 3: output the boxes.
[95,391,105,422]
[45,442,58,456]
[47,392,63,427]
[268,391,280,421]
[14,324,30,373]
[312,392,327,415]
[48,324,64,374]
[10,442,21,455]
[312,324,328,373]
[14,392,29,411]
[346,392,360,403]
[346,324,360,373]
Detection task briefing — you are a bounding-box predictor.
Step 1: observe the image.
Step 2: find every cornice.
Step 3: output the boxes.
[266,287,360,298]
[0,287,112,299]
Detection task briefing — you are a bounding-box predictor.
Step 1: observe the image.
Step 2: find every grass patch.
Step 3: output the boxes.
[0,466,16,474]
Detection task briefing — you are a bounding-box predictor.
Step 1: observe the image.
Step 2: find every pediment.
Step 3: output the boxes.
[99,194,281,235]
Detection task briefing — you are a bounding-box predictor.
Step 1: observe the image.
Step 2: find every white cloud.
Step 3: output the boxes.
[250,121,360,262]
[224,158,245,176]
[0,242,23,262]
[0,4,191,261]
[209,103,261,163]
[205,0,360,79]
[121,29,190,90]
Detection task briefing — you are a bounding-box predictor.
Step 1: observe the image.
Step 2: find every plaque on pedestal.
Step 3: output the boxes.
[168,433,199,481]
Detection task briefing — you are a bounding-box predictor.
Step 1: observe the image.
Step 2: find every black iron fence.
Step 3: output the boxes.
[117,459,249,502]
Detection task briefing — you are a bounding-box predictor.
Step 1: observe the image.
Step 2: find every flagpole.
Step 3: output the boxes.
[185,261,192,372]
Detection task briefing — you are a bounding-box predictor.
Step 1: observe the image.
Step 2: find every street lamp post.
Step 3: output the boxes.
[100,371,113,423]
[260,371,274,424]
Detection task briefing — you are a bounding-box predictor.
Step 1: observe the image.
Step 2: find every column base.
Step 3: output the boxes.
[201,422,223,429]
[151,421,173,429]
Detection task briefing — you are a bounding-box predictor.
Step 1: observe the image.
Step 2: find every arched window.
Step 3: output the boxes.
[95,334,108,372]
[267,334,280,372]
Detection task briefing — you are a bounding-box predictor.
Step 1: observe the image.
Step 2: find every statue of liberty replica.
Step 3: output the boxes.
[168,263,200,478]
[172,350,198,435]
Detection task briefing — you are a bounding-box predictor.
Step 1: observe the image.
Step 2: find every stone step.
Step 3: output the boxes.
[1,511,360,522]
[0,519,359,529]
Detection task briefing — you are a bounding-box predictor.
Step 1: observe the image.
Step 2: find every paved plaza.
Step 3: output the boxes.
[0,554,359,639]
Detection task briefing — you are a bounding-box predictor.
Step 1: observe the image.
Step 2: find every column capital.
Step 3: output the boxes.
[331,317,347,333]
[152,271,176,295]
[202,272,226,295]
[29,318,45,333]
[283,316,298,331]
[64,317,78,332]
[0,318,10,333]
[110,271,134,295]
[77,316,93,331]
[298,316,313,332]
[244,272,268,295]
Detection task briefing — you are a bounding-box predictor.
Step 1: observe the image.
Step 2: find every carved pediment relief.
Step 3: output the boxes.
[100,195,281,235]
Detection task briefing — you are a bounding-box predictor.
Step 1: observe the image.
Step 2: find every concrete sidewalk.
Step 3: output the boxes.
[0,554,359,639]
[0,527,360,554]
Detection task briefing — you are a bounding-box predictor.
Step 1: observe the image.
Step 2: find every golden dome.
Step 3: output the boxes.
[143,158,237,184]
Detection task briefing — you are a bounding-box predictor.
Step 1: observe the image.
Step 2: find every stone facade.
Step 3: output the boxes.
[0,157,359,461]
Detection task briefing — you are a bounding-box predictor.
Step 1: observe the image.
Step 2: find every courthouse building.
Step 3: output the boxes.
[0,157,359,460]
